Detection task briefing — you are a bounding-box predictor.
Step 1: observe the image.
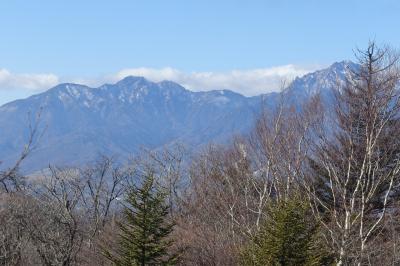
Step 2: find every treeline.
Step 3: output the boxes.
[2,42,400,265]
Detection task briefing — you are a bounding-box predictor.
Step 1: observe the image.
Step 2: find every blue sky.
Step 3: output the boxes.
[0,0,399,104]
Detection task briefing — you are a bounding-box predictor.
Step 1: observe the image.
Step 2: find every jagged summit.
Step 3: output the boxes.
[288,60,356,97]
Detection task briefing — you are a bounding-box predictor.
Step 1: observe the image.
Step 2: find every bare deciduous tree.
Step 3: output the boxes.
[25,166,84,265]
[79,156,127,239]
[0,109,45,192]
[306,42,400,265]
[173,92,323,264]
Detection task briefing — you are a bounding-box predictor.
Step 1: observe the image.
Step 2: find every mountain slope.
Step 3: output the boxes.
[0,61,354,172]
[0,77,262,171]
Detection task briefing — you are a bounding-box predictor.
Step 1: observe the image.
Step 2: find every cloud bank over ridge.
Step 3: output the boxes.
[0,64,321,99]
[113,64,319,96]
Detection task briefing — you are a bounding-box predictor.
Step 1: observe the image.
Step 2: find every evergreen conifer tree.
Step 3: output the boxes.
[241,197,333,266]
[104,171,180,266]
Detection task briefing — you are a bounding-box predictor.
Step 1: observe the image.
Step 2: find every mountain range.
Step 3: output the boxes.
[0,61,355,172]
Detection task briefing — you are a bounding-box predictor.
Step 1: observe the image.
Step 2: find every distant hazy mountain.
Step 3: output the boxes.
[0,61,355,172]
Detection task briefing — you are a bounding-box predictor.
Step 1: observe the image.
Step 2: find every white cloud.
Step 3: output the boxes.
[113,65,318,95]
[0,69,59,92]
[0,64,320,97]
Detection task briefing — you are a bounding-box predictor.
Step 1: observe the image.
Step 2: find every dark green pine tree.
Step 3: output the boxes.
[240,197,333,266]
[105,171,180,266]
